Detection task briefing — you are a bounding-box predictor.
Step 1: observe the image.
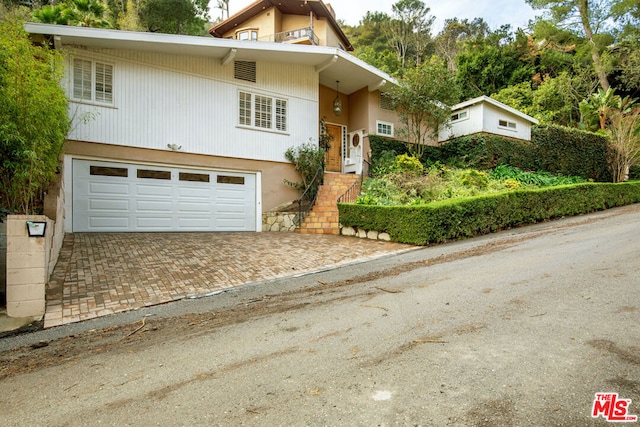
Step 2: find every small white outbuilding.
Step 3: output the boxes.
[439,96,540,142]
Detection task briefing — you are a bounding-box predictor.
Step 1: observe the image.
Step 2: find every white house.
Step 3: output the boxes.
[25,15,395,234]
[439,95,539,142]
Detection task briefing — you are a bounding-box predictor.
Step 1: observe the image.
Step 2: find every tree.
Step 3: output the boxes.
[346,12,402,75]
[526,0,620,92]
[139,0,209,35]
[390,59,461,157]
[64,0,112,27]
[0,17,70,214]
[32,0,113,28]
[579,87,633,131]
[435,18,489,72]
[455,26,535,99]
[608,108,640,182]
[387,0,434,70]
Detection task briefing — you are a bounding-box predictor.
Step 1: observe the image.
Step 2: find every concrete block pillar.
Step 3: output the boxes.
[6,215,52,318]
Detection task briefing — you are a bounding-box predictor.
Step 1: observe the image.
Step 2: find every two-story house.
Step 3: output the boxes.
[25,0,401,234]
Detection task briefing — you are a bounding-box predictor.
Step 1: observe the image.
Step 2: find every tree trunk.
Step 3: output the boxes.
[577,0,611,92]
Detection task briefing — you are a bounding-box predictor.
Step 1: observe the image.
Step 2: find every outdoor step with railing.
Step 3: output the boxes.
[296,173,361,235]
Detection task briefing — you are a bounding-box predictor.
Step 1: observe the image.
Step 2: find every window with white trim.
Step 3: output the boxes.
[451,110,468,122]
[498,119,517,130]
[236,29,258,41]
[376,120,394,137]
[72,58,113,104]
[238,91,287,132]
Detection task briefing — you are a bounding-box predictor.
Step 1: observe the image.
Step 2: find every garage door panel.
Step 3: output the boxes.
[89,217,130,229]
[135,200,174,213]
[89,182,131,196]
[89,199,130,211]
[135,184,173,197]
[177,186,212,199]
[135,217,173,230]
[73,159,257,232]
[177,217,214,229]
[177,202,212,213]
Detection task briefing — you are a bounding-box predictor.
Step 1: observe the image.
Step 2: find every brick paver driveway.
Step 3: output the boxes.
[44,232,414,328]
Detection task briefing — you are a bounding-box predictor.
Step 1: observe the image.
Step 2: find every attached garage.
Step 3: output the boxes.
[72,159,257,232]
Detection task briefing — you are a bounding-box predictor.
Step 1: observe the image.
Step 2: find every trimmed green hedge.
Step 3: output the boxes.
[532,124,611,182]
[339,181,640,246]
[370,124,612,182]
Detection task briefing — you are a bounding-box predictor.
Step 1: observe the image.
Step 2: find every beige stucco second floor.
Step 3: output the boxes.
[209,0,352,51]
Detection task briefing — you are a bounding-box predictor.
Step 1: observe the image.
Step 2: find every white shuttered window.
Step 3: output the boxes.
[238,91,287,132]
[72,58,113,104]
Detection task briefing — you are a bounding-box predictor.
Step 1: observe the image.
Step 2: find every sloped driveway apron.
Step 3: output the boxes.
[44,232,415,328]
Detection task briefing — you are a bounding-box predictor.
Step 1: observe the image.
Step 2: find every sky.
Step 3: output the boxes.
[214,0,542,33]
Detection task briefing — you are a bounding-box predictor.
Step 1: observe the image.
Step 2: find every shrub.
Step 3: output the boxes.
[0,17,70,214]
[340,181,640,245]
[371,125,612,182]
[284,141,325,201]
[394,154,424,175]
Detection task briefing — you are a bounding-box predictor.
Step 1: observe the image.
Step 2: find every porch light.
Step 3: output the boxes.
[26,221,47,237]
[333,80,342,116]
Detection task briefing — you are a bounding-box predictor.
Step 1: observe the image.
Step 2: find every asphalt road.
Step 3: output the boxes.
[1,205,640,426]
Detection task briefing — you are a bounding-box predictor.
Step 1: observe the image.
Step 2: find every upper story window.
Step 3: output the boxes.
[236,29,258,41]
[239,91,287,133]
[498,119,517,130]
[451,110,468,122]
[376,120,394,137]
[72,58,113,105]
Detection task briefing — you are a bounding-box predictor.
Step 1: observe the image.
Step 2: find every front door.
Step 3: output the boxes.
[324,123,343,173]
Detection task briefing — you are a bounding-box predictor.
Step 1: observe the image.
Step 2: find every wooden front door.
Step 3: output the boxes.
[325,123,342,173]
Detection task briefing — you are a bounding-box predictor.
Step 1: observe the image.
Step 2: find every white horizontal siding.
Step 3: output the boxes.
[482,103,532,140]
[65,48,320,163]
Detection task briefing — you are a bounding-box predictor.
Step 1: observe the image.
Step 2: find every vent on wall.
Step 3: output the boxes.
[234,61,256,83]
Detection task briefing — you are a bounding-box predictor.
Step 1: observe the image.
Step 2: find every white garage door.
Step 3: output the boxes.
[72,160,257,232]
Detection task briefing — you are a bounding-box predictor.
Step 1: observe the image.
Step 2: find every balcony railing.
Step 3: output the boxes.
[259,27,319,46]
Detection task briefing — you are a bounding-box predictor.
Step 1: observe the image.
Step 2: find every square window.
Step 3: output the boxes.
[238,91,287,133]
[376,121,394,137]
[72,58,113,105]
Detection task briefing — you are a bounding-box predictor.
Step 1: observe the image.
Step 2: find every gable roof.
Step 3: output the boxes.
[452,95,540,125]
[24,22,390,95]
[209,0,353,51]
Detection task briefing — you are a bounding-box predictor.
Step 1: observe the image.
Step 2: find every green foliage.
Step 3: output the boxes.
[390,58,460,157]
[491,164,585,186]
[32,0,113,28]
[371,124,611,182]
[283,141,325,201]
[394,154,424,175]
[0,17,70,214]
[358,163,584,207]
[532,124,612,181]
[340,181,640,245]
[139,0,209,35]
[455,26,535,99]
[387,0,435,70]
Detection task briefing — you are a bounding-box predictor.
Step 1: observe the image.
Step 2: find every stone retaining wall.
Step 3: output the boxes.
[262,212,299,232]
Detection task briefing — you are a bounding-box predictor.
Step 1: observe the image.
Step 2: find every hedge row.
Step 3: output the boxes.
[369,124,612,182]
[339,181,640,246]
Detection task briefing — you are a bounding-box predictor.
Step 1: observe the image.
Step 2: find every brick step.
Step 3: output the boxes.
[296,173,361,235]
